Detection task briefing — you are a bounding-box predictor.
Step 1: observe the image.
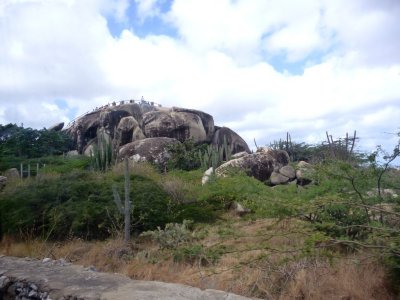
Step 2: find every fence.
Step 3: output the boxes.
[19,163,45,179]
[65,98,162,129]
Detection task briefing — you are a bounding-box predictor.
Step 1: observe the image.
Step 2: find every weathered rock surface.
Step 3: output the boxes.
[279,165,296,180]
[230,202,251,216]
[116,116,145,146]
[64,102,250,160]
[0,176,7,190]
[216,149,289,182]
[295,161,313,186]
[232,151,249,159]
[270,171,290,185]
[48,122,64,131]
[202,167,214,185]
[212,127,250,154]
[4,168,19,179]
[66,150,79,156]
[171,107,215,142]
[0,256,253,300]
[118,137,180,166]
[143,110,206,143]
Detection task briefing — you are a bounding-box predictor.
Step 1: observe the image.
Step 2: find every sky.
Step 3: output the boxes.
[0,0,399,159]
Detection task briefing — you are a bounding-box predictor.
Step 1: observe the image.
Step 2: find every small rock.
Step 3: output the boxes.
[29,283,38,291]
[297,160,311,168]
[270,171,290,185]
[66,150,79,157]
[0,275,10,288]
[84,265,97,272]
[230,202,251,216]
[57,258,69,266]
[201,167,214,185]
[7,284,17,297]
[42,258,52,263]
[28,290,38,297]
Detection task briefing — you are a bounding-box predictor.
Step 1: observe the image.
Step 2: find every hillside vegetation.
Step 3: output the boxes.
[0,125,399,299]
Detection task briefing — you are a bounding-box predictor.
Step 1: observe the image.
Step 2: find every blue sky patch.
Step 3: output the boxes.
[106,0,177,38]
[54,99,69,110]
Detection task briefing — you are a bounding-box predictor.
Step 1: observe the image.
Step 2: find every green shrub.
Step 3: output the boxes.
[39,155,91,173]
[0,170,118,239]
[141,220,193,249]
[166,139,207,171]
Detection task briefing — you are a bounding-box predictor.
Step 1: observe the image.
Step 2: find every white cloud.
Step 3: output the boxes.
[134,0,161,21]
[0,0,399,156]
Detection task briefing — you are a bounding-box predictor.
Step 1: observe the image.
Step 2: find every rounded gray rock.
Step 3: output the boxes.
[270,171,290,185]
[279,165,296,179]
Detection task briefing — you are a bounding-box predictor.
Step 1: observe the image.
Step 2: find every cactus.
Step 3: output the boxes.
[112,158,131,243]
[223,135,232,161]
[199,135,233,171]
[90,129,114,172]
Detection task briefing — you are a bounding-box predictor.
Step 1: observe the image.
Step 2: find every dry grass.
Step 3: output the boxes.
[0,218,395,299]
[281,259,392,300]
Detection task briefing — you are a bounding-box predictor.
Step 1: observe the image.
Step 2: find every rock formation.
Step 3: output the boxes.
[216,148,290,183]
[64,102,250,163]
[0,176,7,190]
[48,122,64,131]
[213,149,314,186]
[0,256,252,300]
[119,137,180,166]
[295,161,314,186]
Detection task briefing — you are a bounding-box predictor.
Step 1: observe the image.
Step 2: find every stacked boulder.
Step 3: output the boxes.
[64,102,250,166]
[213,147,313,186]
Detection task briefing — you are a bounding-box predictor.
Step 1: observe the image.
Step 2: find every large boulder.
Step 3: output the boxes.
[171,107,215,142]
[4,168,19,179]
[118,137,180,167]
[279,165,296,180]
[143,110,207,143]
[270,171,290,185]
[212,127,250,154]
[100,109,131,137]
[48,122,64,131]
[63,102,250,158]
[216,149,289,182]
[115,116,145,146]
[66,110,102,153]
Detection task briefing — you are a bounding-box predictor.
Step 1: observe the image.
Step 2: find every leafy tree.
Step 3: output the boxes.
[0,123,72,170]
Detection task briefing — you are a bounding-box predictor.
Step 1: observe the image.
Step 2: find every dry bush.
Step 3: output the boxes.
[0,234,49,258]
[279,258,392,300]
[160,176,191,204]
[0,218,395,300]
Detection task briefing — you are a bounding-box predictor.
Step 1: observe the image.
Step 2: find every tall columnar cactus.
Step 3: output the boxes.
[112,158,131,243]
[198,135,233,171]
[90,129,114,172]
[223,135,232,161]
